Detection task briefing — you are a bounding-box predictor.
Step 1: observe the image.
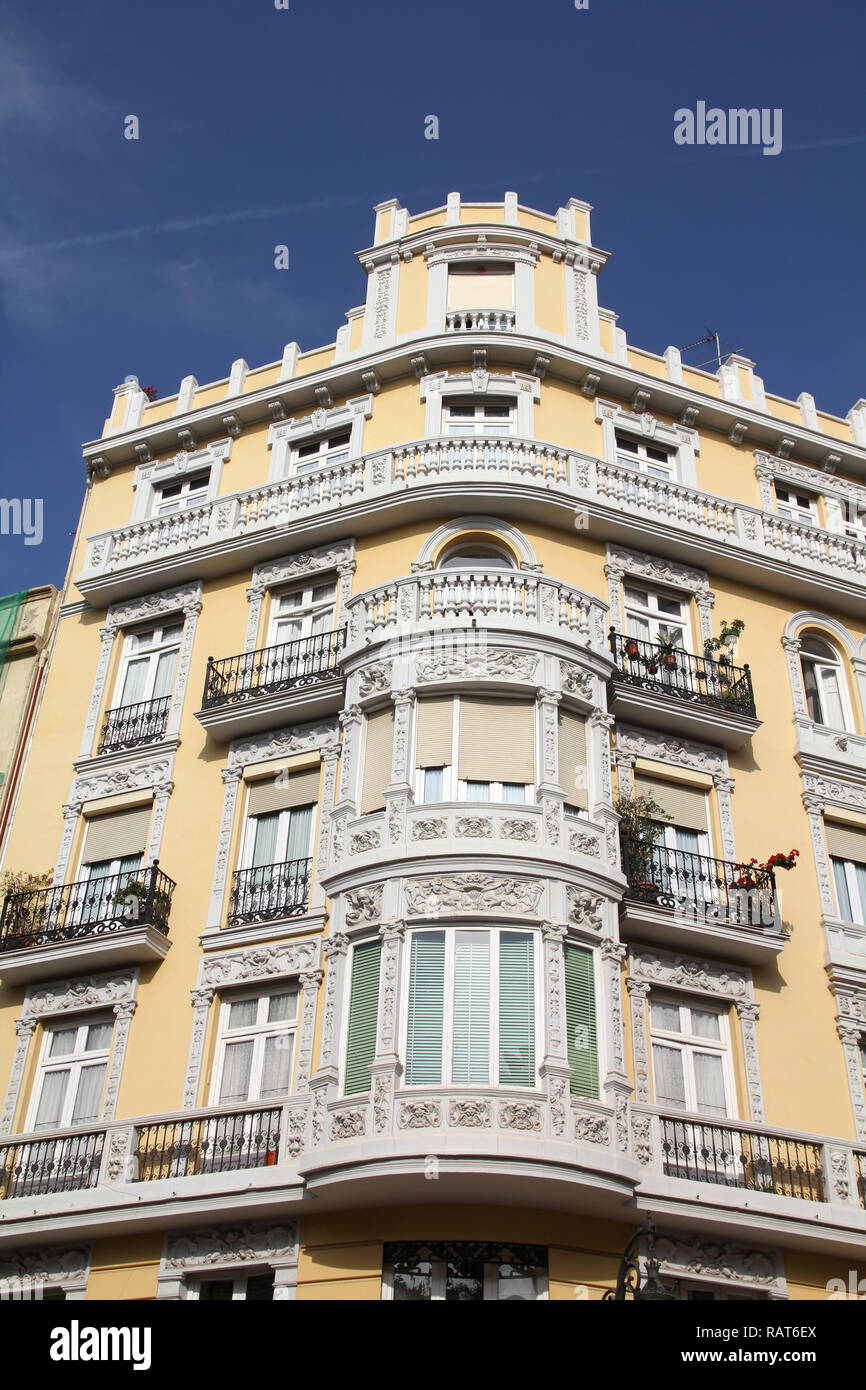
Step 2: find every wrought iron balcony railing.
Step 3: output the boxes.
[228,857,312,926]
[202,628,345,710]
[134,1106,281,1181]
[608,630,756,718]
[660,1114,825,1201]
[98,694,172,753]
[0,863,176,953]
[620,836,777,928]
[0,1130,105,1199]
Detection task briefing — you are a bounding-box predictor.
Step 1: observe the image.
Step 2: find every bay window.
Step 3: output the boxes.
[413,696,535,805]
[404,929,538,1088]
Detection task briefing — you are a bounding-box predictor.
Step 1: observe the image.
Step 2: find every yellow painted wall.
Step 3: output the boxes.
[534,254,567,338]
[87,1235,162,1300]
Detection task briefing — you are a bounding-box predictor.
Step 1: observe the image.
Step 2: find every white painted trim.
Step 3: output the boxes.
[415,517,538,569]
[130,440,232,525]
[266,396,373,483]
[596,398,699,487]
[420,370,540,438]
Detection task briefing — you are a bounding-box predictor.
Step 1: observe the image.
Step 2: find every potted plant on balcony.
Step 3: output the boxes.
[624,635,641,659]
[657,633,680,671]
[0,868,55,944]
[615,792,672,901]
[703,618,745,669]
[112,876,145,922]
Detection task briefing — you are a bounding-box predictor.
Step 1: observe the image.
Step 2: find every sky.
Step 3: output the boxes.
[0,0,864,592]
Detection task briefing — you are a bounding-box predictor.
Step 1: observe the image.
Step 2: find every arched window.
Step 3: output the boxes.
[799,636,850,728]
[437,541,515,570]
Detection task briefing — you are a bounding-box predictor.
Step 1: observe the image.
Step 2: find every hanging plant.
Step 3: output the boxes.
[704,618,745,667]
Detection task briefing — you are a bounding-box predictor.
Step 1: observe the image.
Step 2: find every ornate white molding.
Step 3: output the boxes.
[181,941,321,1108]
[227,718,340,772]
[413,515,538,570]
[267,396,373,481]
[614,724,729,780]
[245,541,355,651]
[627,947,763,1121]
[596,403,700,488]
[419,373,540,436]
[756,450,866,510]
[0,1244,92,1298]
[415,647,539,686]
[130,440,232,524]
[604,543,712,639]
[56,753,176,884]
[833,986,866,1139]
[1,971,139,1135]
[157,1222,299,1299]
[649,1233,786,1298]
[404,874,543,918]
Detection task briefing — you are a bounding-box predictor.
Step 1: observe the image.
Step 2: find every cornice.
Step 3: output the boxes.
[355,221,611,271]
[80,331,866,484]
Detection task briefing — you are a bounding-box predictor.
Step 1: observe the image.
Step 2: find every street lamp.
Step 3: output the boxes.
[604,1215,676,1301]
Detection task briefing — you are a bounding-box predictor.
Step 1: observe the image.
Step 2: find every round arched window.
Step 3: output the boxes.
[799,635,849,728]
[437,544,515,570]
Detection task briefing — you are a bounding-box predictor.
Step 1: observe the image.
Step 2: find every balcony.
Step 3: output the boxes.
[0,864,175,983]
[98,695,171,754]
[607,631,760,749]
[76,436,866,615]
[134,1105,281,1181]
[858,1152,866,1210]
[445,309,516,331]
[0,1130,105,1200]
[658,1114,824,1200]
[197,628,346,740]
[618,838,785,964]
[228,857,312,927]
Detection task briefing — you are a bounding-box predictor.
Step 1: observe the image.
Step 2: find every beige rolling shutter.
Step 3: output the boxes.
[247,767,320,817]
[458,698,535,784]
[360,708,394,814]
[558,710,588,809]
[825,821,866,864]
[415,697,454,769]
[82,806,151,863]
[633,774,708,831]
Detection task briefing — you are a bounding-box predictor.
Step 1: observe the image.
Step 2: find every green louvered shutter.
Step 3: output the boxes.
[564,944,598,1098]
[405,932,446,1084]
[344,940,381,1094]
[452,931,491,1084]
[498,932,535,1086]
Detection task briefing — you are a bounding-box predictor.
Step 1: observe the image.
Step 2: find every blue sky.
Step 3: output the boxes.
[0,0,864,592]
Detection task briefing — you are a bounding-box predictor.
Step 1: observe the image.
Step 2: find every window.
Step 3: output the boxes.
[404,929,537,1088]
[413,696,535,805]
[799,636,849,728]
[841,499,866,542]
[564,944,598,1097]
[774,485,817,526]
[650,998,732,1118]
[243,805,314,870]
[383,1242,548,1301]
[623,584,690,652]
[447,264,515,311]
[153,470,211,516]
[344,939,381,1094]
[615,432,675,480]
[633,776,711,865]
[268,580,336,647]
[75,806,150,924]
[192,1273,275,1301]
[113,622,181,710]
[291,430,351,474]
[28,1018,114,1131]
[437,543,514,570]
[827,823,866,924]
[444,399,515,436]
[211,988,298,1105]
[231,772,318,923]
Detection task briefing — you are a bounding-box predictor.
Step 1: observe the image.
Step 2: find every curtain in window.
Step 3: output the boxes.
[452,933,490,1084]
[219,1040,254,1104]
[498,933,535,1086]
[34,1069,69,1130]
[344,941,381,1094]
[652,1044,686,1108]
[119,656,150,707]
[251,813,280,868]
[832,858,854,921]
[564,945,598,1098]
[693,1052,727,1116]
[405,933,446,1085]
[152,649,178,700]
[71,1062,107,1124]
[285,805,313,862]
[260,1035,292,1099]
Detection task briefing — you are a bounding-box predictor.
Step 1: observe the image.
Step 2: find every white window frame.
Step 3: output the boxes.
[412,696,534,805]
[595,400,698,487]
[266,396,373,484]
[420,372,540,438]
[152,468,212,516]
[266,579,337,648]
[799,638,852,731]
[443,397,517,437]
[831,857,866,926]
[209,985,299,1106]
[130,441,231,525]
[241,802,316,870]
[26,1016,114,1132]
[649,996,736,1120]
[402,927,542,1090]
[110,620,182,710]
[290,428,352,475]
[186,1270,275,1301]
[774,484,818,527]
[615,430,675,480]
[623,582,693,654]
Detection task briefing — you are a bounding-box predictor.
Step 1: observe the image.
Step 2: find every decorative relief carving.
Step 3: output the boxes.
[345,885,383,925]
[201,941,319,989]
[502,819,538,842]
[629,948,749,1000]
[415,649,538,684]
[559,662,594,700]
[248,543,354,600]
[285,1108,307,1158]
[163,1223,298,1271]
[615,1097,629,1153]
[228,720,338,771]
[829,1150,850,1202]
[105,1130,130,1182]
[448,1098,492,1128]
[567,888,605,932]
[330,1108,366,1141]
[455,816,493,838]
[549,1076,568,1137]
[0,1245,91,1287]
[358,663,391,698]
[106,582,202,634]
[500,1102,543,1132]
[411,818,448,841]
[350,829,381,854]
[652,1235,784,1293]
[405,874,542,917]
[614,726,726,778]
[631,1112,654,1166]
[398,1101,441,1130]
[575,1114,611,1146]
[71,756,174,806]
[570,830,601,857]
[802,772,866,814]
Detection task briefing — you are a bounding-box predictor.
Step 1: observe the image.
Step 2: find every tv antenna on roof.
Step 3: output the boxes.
[678,329,746,373]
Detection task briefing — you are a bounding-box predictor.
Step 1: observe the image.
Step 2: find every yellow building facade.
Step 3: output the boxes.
[1,193,865,1302]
